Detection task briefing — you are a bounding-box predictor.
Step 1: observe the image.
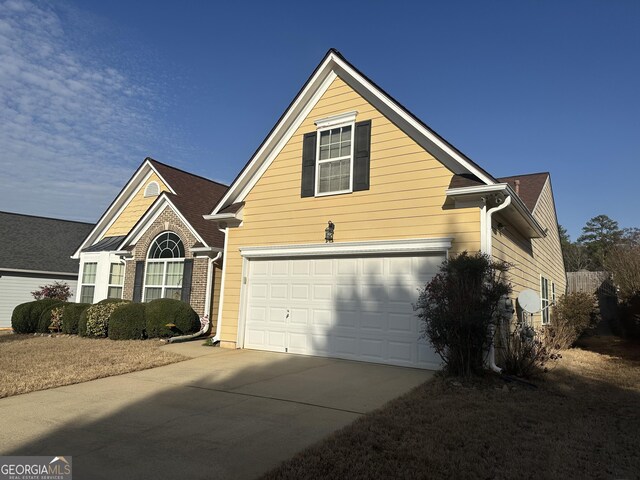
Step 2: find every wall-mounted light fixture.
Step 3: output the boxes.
[325,220,335,243]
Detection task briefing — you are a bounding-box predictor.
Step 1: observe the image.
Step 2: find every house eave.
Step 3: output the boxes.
[446,184,546,238]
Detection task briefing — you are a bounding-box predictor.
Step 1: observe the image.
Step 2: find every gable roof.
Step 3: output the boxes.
[0,211,94,274]
[497,172,549,213]
[448,172,549,215]
[147,159,228,247]
[209,48,498,215]
[73,158,228,257]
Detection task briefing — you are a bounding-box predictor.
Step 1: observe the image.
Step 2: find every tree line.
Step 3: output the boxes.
[560,214,639,302]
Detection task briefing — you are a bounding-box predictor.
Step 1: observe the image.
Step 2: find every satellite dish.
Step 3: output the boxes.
[518,289,541,314]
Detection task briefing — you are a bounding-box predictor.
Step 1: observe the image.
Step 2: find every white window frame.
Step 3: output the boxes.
[107,262,125,299]
[540,275,550,325]
[314,112,357,197]
[142,232,185,302]
[79,262,97,304]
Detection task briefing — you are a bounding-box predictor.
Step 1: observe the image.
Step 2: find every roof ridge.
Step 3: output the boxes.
[0,210,94,225]
[146,157,229,188]
[498,172,550,179]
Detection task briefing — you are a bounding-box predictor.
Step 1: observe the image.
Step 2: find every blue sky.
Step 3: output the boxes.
[0,0,638,239]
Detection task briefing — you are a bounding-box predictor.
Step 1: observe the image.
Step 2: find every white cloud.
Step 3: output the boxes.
[0,0,170,222]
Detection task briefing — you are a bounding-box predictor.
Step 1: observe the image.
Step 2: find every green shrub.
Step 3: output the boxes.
[109,303,147,340]
[544,292,600,350]
[11,301,37,333]
[83,302,128,337]
[145,299,200,338]
[78,308,89,337]
[61,303,91,334]
[414,252,512,376]
[36,303,66,333]
[11,299,63,333]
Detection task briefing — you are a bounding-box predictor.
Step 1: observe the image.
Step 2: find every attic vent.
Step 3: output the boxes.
[144,181,160,197]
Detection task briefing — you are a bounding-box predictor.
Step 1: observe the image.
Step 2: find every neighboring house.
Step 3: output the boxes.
[204,49,566,369]
[0,211,93,328]
[72,159,228,329]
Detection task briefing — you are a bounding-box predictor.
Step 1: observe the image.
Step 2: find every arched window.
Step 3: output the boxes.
[144,232,185,301]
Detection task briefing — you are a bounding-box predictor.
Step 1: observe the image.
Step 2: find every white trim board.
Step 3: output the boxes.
[239,238,453,259]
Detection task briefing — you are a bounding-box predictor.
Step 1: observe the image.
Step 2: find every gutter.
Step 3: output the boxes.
[447,183,546,238]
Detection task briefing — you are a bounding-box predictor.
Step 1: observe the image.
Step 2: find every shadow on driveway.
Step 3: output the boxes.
[0,347,431,480]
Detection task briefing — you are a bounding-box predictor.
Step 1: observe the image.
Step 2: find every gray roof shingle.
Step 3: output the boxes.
[0,211,94,273]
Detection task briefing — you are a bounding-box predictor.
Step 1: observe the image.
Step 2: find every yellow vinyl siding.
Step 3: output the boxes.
[103,173,169,237]
[219,76,481,344]
[492,178,566,327]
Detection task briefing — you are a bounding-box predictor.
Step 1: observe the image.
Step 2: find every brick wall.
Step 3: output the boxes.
[122,206,213,317]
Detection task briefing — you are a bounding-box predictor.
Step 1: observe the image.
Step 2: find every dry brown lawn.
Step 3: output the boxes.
[262,335,640,480]
[0,334,187,398]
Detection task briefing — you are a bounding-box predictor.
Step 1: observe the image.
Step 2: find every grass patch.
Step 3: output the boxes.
[262,337,640,479]
[0,334,187,398]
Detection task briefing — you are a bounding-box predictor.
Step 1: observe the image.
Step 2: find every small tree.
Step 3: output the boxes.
[31,281,72,301]
[414,252,511,376]
[577,214,623,270]
[605,244,640,303]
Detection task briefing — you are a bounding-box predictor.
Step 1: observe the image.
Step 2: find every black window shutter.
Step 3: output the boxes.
[301,132,317,197]
[181,259,194,303]
[353,120,372,192]
[132,261,145,302]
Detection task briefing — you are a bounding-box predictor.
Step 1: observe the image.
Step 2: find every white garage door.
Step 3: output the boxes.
[243,253,444,369]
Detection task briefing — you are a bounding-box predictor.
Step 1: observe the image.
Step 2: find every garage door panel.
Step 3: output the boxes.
[289,308,308,325]
[312,284,332,301]
[313,260,333,275]
[415,255,443,275]
[388,256,413,275]
[388,312,414,334]
[361,311,386,330]
[388,341,414,364]
[362,257,384,276]
[244,253,444,369]
[270,261,289,276]
[312,309,332,326]
[334,310,358,328]
[270,284,288,299]
[291,284,310,300]
[336,258,357,275]
[268,307,287,323]
[291,261,310,276]
[251,261,269,276]
[360,284,386,302]
[250,283,268,300]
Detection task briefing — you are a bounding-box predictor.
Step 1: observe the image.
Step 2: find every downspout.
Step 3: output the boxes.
[203,252,222,323]
[484,194,512,373]
[167,252,222,344]
[211,227,229,344]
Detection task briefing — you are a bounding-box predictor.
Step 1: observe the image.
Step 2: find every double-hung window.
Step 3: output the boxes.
[143,232,185,302]
[316,124,354,195]
[80,262,97,303]
[108,263,125,299]
[541,275,550,325]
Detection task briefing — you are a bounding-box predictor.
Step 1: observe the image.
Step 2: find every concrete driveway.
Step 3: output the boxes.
[0,345,432,480]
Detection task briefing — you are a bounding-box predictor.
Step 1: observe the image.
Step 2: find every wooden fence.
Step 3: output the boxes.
[566,271,617,297]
